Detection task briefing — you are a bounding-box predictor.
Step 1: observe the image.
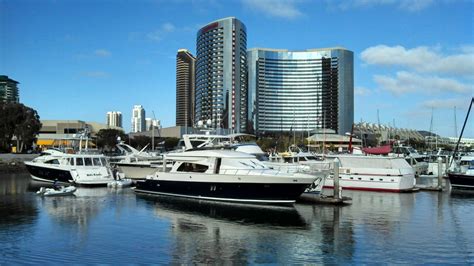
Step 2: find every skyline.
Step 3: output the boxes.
[1,0,473,138]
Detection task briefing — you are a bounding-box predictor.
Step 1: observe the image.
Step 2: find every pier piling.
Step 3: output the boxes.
[437,157,443,189]
[333,158,341,200]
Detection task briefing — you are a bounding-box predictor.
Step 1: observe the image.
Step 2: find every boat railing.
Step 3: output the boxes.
[219,163,332,177]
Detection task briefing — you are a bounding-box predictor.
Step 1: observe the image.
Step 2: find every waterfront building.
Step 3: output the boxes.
[106,111,122,128]
[131,105,146,133]
[195,17,248,132]
[0,75,20,103]
[176,49,196,128]
[36,120,120,149]
[145,118,161,130]
[247,48,354,136]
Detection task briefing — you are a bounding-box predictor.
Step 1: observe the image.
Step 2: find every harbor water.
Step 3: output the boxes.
[1,173,473,264]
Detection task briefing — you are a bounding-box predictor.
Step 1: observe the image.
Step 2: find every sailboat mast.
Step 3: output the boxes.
[450,98,474,167]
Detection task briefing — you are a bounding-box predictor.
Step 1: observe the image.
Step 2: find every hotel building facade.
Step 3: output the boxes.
[247,48,354,135]
[131,105,146,133]
[195,17,248,132]
[176,49,196,128]
[0,75,20,103]
[106,111,122,128]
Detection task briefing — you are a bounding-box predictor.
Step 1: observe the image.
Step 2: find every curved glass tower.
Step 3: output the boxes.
[247,48,353,135]
[195,17,247,132]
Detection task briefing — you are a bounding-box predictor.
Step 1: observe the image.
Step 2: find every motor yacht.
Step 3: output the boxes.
[25,152,114,186]
[134,149,318,205]
[112,142,168,179]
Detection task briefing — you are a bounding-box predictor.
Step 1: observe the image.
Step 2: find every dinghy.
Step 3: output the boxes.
[37,186,77,197]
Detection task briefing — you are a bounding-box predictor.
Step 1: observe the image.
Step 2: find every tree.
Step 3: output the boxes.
[96,128,128,151]
[0,102,41,152]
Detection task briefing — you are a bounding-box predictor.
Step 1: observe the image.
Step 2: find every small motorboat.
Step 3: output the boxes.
[37,186,77,197]
[107,179,133,188]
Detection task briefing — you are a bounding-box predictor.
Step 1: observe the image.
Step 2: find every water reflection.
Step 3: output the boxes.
[137,195,313,264]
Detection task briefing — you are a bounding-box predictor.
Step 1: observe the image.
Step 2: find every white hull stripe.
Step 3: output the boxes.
[134,189,295,204]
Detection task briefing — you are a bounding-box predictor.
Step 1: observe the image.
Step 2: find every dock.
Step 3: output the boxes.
[298,193,352,205]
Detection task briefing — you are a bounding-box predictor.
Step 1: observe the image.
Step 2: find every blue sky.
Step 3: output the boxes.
[1,0,473,138]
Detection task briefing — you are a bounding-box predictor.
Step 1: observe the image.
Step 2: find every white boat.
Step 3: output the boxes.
[322,155,416,192]
[36,186,77,196]
[107,178,133,188]
[389,145,429,176]
[25,152,114,186]
[134,149,318,205]
[113,142,169,179]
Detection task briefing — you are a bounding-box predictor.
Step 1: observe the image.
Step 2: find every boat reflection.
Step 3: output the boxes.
[136,195,313,264]
[138,194,309,227]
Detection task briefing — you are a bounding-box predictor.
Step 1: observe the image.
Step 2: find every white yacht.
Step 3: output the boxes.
[25,152,114,186]
[112,142,167,179]
[389,145,429,176]
[322,155,416,192]
[134,149,318,205]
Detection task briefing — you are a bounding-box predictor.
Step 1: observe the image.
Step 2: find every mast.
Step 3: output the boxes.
[454,106,458,139]
[429,107,434,150]
[450,97,474,168]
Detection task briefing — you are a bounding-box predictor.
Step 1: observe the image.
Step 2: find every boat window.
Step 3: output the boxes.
[40,152,51,156]
[84,157,93,166]
[67,158,74,166]
[93,157,101,166]
[76,158,84,166]
[299,157,307,162]
[177,162,208,173]
[284,157,293,163]
[100,158,107,166]
[255,154,269,161]
[45,159,60,164]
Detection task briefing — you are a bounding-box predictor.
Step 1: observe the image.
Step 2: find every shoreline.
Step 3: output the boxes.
[0,153,37,173]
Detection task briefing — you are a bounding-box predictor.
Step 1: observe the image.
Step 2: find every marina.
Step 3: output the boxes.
[1,172,474,264]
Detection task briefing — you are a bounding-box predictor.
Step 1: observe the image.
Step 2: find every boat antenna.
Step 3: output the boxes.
[449,97,474,168]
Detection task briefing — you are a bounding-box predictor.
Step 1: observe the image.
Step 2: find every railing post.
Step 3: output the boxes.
[333,158,341,200]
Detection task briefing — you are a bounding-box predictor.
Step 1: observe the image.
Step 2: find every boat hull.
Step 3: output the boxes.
[323,173,416,192]
[448,173,474,190]
[25,163,73,183]
[134,179,311,205]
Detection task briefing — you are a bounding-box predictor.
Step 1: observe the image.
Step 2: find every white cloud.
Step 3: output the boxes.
[332,0,433,11]
[361,45,474,78]
[242,0,304,19]
[94,49,111,57]
[355,86,372,96]
[147,22,177,41]
[374,71,473,95]
[421,98,469,109]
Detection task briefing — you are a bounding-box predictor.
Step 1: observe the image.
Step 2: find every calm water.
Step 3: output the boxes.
[1,173,473,264]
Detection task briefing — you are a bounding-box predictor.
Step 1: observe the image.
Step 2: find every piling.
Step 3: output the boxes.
[333,158,341,200]
[298,158,351,205]
[437,157,443,189]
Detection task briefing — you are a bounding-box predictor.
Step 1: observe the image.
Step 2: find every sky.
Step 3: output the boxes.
[1,0,473,138]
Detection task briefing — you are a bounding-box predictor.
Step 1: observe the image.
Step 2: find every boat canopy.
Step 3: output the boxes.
[362,145,392,155]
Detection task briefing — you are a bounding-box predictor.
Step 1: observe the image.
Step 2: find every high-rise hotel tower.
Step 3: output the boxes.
[176,49,196,128]
[195,17,248,132]
[247,48,354,135]
[106,111,123,128]
[131,105,146,133]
